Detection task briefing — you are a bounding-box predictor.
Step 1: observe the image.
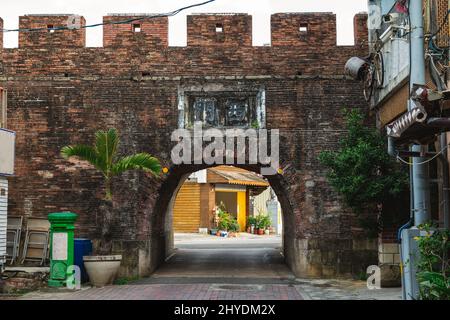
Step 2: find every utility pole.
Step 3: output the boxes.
[409,0,431,226]
[401,0,432,300]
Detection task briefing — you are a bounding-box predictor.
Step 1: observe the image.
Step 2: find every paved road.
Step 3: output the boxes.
[14,233,401,300]
[152,233,291,279]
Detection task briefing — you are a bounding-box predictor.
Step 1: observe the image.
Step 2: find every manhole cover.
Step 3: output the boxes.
[211,284,263,291]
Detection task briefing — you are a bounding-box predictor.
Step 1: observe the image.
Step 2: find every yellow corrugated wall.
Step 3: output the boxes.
[237,191,247,232]
[173,182,201,233]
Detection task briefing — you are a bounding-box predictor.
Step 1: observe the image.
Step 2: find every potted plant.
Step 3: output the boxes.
[254,217,260,234]
[253,215,262,235]
[257,227,264,235]
[261,215,272,235]
[217,204,231,233]
[228,219,240,237]
[247,216,256,234]
[61,128,161,286]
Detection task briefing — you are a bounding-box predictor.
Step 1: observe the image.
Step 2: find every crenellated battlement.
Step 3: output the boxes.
[271,12,336,47]
[103,15,168,47]
[18,14,86,48]
[187,13,252,46]
[0,13,368,78]
[353,12,369,47]
[1,12,367,49]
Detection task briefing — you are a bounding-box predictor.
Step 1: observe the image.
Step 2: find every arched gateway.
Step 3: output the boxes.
[0,12,377,278]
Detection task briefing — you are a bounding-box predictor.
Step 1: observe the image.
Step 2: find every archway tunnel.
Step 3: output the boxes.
[149,164,297,279]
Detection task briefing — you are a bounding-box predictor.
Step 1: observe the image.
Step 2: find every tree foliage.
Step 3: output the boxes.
[61,128,161,200]
[416,224,450,300]
[318,109,408,214]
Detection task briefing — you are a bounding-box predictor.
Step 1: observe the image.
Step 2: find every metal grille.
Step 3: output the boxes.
[425,0,450,48]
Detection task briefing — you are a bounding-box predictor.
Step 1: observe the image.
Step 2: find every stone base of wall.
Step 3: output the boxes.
[0,269,48,294]
[378,242,401,287]
[108,235,167,278]
[269,238,377,279]
[109,237,379,280]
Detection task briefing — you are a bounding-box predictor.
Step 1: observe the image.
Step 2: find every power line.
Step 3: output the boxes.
[396,144,450,166]
[1,0,217,33]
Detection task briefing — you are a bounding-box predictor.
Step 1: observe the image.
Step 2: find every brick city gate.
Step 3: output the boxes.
[0,12,378,278]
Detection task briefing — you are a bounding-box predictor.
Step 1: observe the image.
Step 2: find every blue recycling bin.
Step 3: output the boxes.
[74,238,92,283]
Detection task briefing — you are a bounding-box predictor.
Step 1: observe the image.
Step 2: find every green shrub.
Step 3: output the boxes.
[318,109,408,235]
[416,224,450,300]
[254,214,271,230]
[218,212,231,231]
[228,220,240,232]
[216,203,240,232]
[260,215,271,229]
[248,216,257,227]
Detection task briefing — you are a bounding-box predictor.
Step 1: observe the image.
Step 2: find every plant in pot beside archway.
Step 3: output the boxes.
[255,214,271,235]
[228,219,240,237]
[61,128,161,287]
[247,216,257,234]
[260,215,272,235]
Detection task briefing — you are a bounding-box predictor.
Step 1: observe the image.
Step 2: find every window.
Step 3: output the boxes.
[47,24,55,33]
[187,93,257,128]
[192,98,218,126]
[132,24,141,33]
[215,23,223,33]
[299,23,308,33]
[225,99,249,126]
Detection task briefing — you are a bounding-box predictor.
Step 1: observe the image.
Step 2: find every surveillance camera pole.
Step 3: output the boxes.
[409,0,431,227]
[401,0,431,300]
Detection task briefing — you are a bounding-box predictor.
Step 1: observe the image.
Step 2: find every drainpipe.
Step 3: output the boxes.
[387,136,396,157]
[439,133,450,229]
[409,0,431,226]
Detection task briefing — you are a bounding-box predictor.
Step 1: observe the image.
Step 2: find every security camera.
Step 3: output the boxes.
[383,13,400,24]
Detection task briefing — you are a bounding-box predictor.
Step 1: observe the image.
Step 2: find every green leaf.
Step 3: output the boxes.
[318,108,408,216]
[112,153,161,176]
[61,145,103,173]
[61,128,161,200]
[95,128,119,175]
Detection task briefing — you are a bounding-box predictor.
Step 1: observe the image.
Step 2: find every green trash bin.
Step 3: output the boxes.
[47,212,78,287]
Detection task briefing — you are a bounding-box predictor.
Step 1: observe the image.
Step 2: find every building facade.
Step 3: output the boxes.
[0,12,377,278]
[173,166,269,233]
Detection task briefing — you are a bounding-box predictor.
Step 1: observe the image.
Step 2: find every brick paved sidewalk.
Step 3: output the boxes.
[17,283,303,300]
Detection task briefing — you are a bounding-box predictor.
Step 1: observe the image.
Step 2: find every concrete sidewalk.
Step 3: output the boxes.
[174,232,282,249]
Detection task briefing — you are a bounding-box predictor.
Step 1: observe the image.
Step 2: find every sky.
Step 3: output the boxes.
[0,0,368,48]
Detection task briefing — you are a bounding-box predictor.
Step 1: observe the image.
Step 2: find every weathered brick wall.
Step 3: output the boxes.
[103,15,168,47]
[0,18,3,50]
[19,15,86,48]
[187,14,252,46]
[354,13,368,47]
[0,13,376,278]
[271,13,336,47]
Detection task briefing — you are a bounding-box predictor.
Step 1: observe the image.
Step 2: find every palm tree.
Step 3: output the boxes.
[61,128,161,254]
[61,128,161,200]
